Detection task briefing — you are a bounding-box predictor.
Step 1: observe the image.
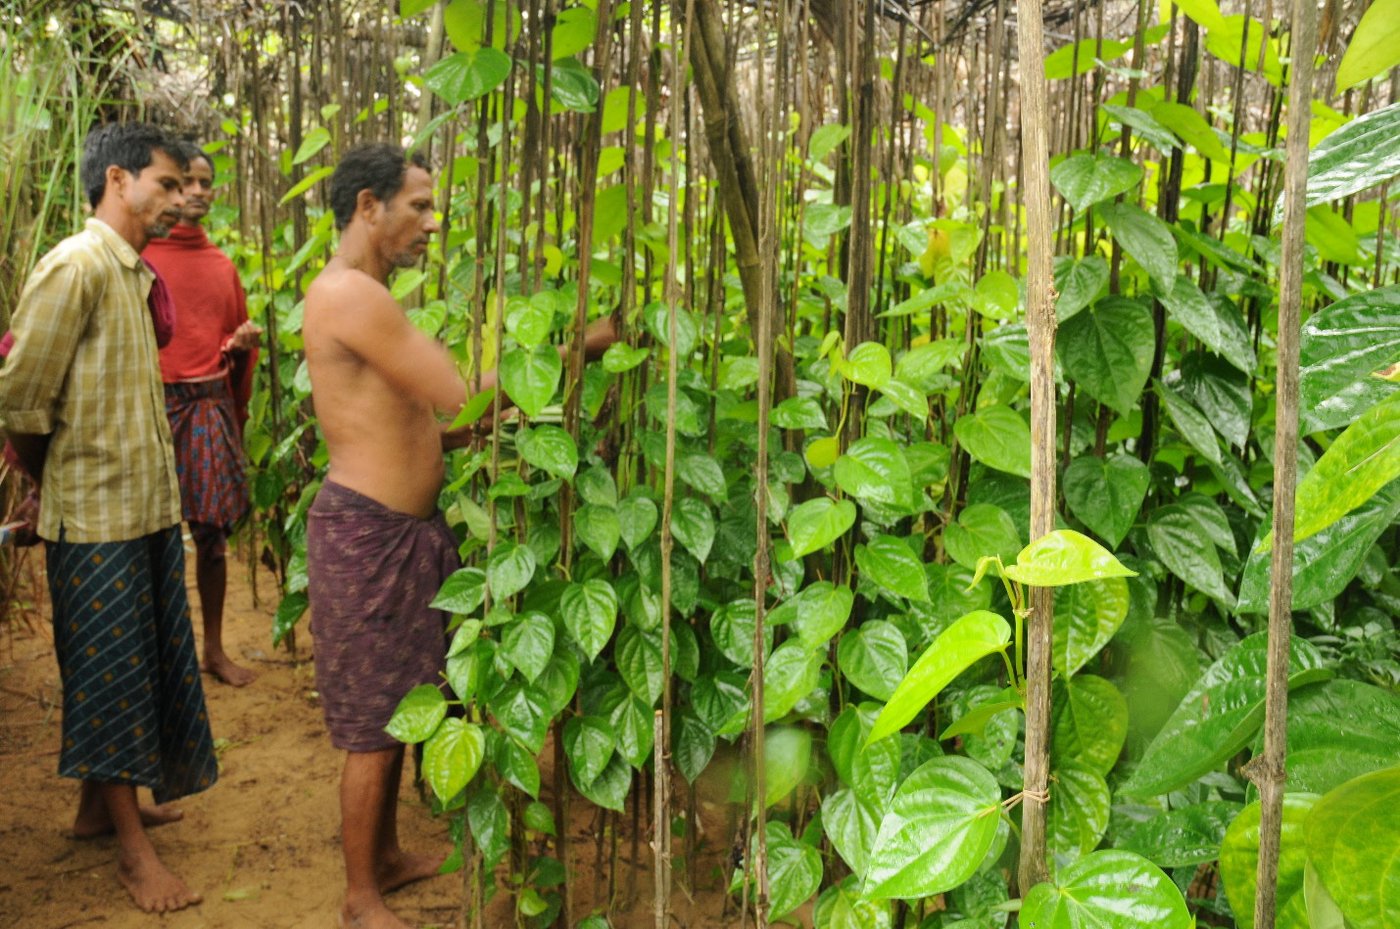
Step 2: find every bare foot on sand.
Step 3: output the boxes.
[342,896,412,929]
[377,849,443,894]
[117,850,202,913]
[203,651,257,687]
[73,803,183,839]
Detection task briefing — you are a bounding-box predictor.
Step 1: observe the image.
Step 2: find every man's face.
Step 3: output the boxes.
[378,166,439,269]
[117,149,185,239]
[179,156,213,224]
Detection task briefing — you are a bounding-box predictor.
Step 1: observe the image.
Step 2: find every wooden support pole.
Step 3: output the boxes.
[1014,0,1057,895]
[1247,1,1317,927]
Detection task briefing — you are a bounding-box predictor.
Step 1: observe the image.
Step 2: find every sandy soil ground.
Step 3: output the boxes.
[0,538,740,929]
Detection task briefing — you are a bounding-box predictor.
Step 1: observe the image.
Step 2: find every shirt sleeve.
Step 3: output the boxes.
[0,258,91,436]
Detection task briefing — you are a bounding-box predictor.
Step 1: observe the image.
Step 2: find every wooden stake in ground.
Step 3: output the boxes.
[1013,0,1057,894]
[1245,1,1317,926]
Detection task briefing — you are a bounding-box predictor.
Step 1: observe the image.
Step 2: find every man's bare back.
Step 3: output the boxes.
[303,163,464,520]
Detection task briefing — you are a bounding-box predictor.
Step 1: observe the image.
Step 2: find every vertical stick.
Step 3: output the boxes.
[1014,0,1057,894]
[1248,1,1317,927]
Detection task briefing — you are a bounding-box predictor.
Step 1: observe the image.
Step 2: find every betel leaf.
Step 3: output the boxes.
[953,405,1031,478]
[837,621,908,702]
[711,599,769,669]
[560,579,617,662]
[1115,801,1241,869]
[896,339,963,390]
[501,612,554,684]
[1150,100,1233,163]
[563,715,616,788]
[755,822,823,920]
[1050,152,1143,211]
[1146,503,1234,605]
[670,496,716,564]
[575,753,631,811]
[786,497,857,559]
[515,424,577,480]
[1047,763,1111,861]
[1155,274,1256,375]
[1220,795,1317,929]
[943,503,1021,571]
[1058,295,1155,415]
[1051,674,1128,776]
[1156,379,1224,466]
[861,756,1002,900]
[855,535,930,603]
[1299,285,1400,433]
[1238,479,1400,612]
[601,342,649,373]
[867,611,1011,745]
[1100,201,1178,290]
[1307,764,1400,929]
[771,582,855,650]
[677,453,726,501]
[1004,529,1136,587]
[1055,254,1110,322]
[499,343,562,417]
[762,640,824,722]
[1020,850,1191,929]
[1121,634,1328,797]
[1179,352,1252,449]
[844,341,893,389]
[386,683,447,744]
[1336,0,1400,90]
[814,877,891,929]
[431,567,487,615]
[1053,576,1130,677]
[1063,454,1150,548]
[575,503,620,561]
[616,625,663,706]
[1276,391,1400,546]
[575,465,617,508]
[486,540,537,601]
[422,718,486,803]
[617,493,658,550]
[423,48,513,106]
[762,727,813,809]
[946,685,1019,770]
[834,437,916,513]
[1304,101,1400,209]
[772,396,829,431]
[550,5,596,58]
[672,712,715,784]
[504,293,553,347]
[822,787,883,879]
[1273,679,1400,796]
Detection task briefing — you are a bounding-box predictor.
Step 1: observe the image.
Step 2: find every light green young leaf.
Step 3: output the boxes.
[1337,0,1400,90]
[1049,152,1143,211]
[855,536,930,603]
[866,611,1011,745]
[386,683,448,744]
[1306,764,1400,929]
[1004,529,1136,587]
[422,718,485,802]
[953,406,1031,478]
[1220,795,1318,929]
[1021,850,1191,929]
[787,497,857,559]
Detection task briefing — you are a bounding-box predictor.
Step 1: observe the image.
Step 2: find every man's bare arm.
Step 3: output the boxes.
[314,271,466,415]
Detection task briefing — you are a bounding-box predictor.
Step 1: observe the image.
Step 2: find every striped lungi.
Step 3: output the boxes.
[47,526,218,802]
[164,378,250,532]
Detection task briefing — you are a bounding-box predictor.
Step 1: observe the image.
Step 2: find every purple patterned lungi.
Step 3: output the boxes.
[306,481,460,753]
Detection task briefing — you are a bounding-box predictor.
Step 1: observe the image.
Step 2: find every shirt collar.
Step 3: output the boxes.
[86,217,151,276]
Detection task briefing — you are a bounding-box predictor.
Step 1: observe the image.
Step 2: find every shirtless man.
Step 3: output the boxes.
[303,143,465,929]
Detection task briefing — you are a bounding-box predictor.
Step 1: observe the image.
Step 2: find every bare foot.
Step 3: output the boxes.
[73,803,183,839]
[117,850,201,913]
[377,849,444,894]
[203,651,257,687]
[341,895,412,929]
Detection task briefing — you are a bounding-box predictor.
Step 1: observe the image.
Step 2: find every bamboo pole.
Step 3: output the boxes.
[1014,0,1057,894]
[1245,0,1317,925]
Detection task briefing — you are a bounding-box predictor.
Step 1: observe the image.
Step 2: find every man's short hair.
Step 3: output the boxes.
[177,140,214,182]
[329,143,430,231]
[80,122,186,209]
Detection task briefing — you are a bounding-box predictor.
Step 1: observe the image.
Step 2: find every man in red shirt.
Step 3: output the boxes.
[143,141,260,687]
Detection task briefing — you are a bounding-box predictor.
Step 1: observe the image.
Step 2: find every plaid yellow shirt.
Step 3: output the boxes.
[0,218,181,542]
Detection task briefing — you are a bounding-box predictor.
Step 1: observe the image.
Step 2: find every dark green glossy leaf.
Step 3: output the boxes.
[515,424,577,480]
[822,787,883,879]
[1063,454,1150,548]
[837,621,908,702]
[499,343,562,417]
[763,640,824,722]
[1179,352,1252,449]
[1122,634,1327,797]
[563,715,616,787]
[560,579,617,662]
[501,611,554,683]
[1272,679,1400,795]
[1050,152,1143,211]
[1055,254,1110,322]
[953,406,1031,478]
[1047,763,1111,861]
[575,503,620,561]
[673,711,715,783]
[943,503,1021,571]
[1305,101,1400,208]
[616,625,663,706]
[770,582,854,650]
[1053,577,1130,677]
[1059,296,1154,416]
[677,453,727,501]
[763,822,824,920]
[856,535,930,602]
[1115,800,1241,868]
[467,786,511,869]
[1051,674,1128,776]
[670,496,716,563]
[1299,286,1400,434]
[617,493,658,550]
[1146,504,1233,605]
[1101,201,1178,290]
[835,437,916,513]
[574,753,631,811]
[1156,379,1223,466]
[486,541,537,601]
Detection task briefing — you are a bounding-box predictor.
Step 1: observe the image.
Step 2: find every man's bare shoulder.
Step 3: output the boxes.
[305,263,387,318]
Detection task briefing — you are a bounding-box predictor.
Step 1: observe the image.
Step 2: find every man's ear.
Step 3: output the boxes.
[104,164,127,198]
[356,188,381,223]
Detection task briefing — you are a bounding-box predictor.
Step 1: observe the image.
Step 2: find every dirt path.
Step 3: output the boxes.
[0,540,737,929]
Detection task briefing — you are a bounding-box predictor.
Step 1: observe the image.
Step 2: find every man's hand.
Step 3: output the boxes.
[223,320,263,354]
